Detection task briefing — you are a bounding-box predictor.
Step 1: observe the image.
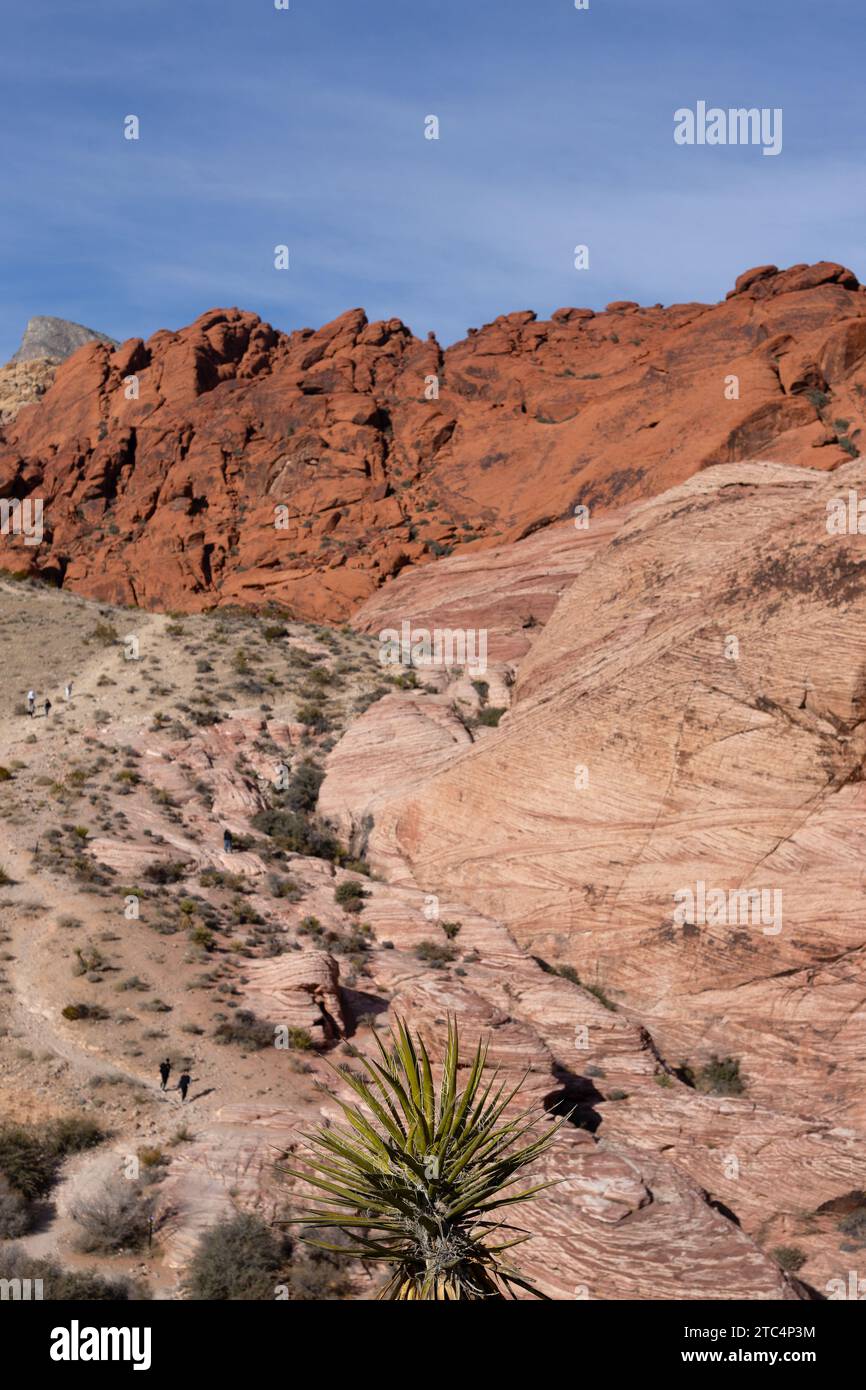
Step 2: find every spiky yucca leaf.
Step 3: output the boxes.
[281,1016,561,1300]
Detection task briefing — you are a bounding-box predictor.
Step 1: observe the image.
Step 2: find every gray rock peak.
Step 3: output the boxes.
[10,316,117,364]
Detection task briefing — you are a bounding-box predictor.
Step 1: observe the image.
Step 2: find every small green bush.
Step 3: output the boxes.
[772,1246,807,1273]
[185,1212,288,1300]
[213,1010,274,1050]
[334,880,367,913]
[143,859,189,885]
[61,1003,110,1022]
[696,1055,745,1096]
[0,1174,33,1237]
[477,707,506,728]
[0,1246,143,1300]
[0,1116,104,1199]
[251,807,340,862]
[414,940,457,968]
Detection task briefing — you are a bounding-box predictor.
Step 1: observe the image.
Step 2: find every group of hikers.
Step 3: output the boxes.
[159,1058,192,1101]
[25,683,73,718]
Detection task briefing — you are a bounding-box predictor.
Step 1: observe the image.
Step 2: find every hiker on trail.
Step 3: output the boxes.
[178,1071,191,1102]
[223,828,233,854]
[43,698,51,718]
[159,1058,171,1091]
[64,682,73,701]
[26,690,35,717]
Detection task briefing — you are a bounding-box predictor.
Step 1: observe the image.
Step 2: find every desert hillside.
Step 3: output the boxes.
[0,570,811,1300]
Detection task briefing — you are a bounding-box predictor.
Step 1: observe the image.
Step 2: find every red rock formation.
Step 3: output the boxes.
[1,263,864,618]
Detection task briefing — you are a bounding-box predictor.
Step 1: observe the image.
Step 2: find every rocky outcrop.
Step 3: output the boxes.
[242,951,346,1043]
[318,455,866,1288]
[10,316,117,364]
[1,318,116,425]
[0,358,58,425]
[1,263,864,617]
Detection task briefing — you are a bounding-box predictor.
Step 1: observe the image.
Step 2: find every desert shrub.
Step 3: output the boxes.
[61,1003,110,1022]
[190,708,222,727]
[0,867,12,887]
[73,944,106,977]
[47,1116,105,1156]
[0,1246,144,1300]
[268,874,302,901]
[441,920,461,940]
[0,1117,104,1199]
[284,760,325,813]
[0,767,12,782]
[354,687,390,714]
[199,868,245,891]
[476,706,505,727]
[251,807,340,862]
[0,1128,53,1200]
[295,702,330,733]
[185,1212,289,1300]
[91,621,119,645]
[213,1010,274,1050]
[71,1178,153,1253]
[298,915,323,937]
[0,1174,33,1237]
[414,940,457,968]
[696,1055,745,1096]
[304,667,333,690]
[334,880,367,913]
[772,1246,807,1273]
[188,924,216,951]
[838,1206,866,1241]
[143,859,189,885]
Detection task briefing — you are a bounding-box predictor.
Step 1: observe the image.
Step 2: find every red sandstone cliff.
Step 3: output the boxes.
[1,261,864,618]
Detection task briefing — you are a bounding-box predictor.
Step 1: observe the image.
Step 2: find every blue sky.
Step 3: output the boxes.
[1,0,863,361]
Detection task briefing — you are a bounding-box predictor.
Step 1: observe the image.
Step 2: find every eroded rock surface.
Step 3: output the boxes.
[2,263,865,618]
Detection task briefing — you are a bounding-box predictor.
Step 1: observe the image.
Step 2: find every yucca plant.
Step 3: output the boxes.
[282,1016,560,1299]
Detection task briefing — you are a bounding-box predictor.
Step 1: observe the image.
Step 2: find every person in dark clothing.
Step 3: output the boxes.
[159,1058,171,1091]
[43,698,52,718]
[178,1072,191,1102]
[223,828,233,854]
